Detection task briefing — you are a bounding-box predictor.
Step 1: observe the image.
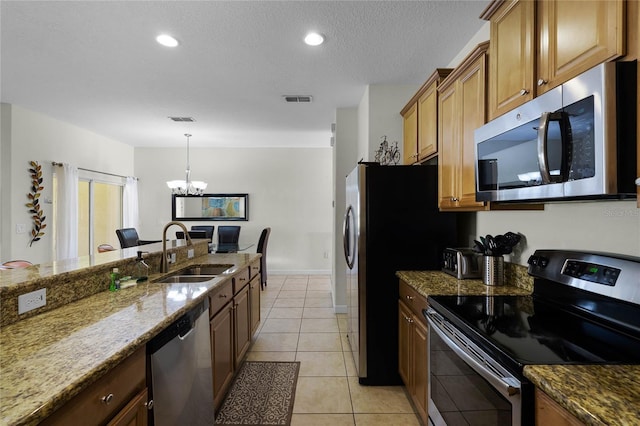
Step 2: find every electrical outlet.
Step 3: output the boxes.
[18,288,46,314]
[187,249,195,259]
[16,224,26,234]
[323,251,329,259]
[170,253,177,264]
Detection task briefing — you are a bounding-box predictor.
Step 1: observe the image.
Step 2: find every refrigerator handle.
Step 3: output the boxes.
[343,205,355,269]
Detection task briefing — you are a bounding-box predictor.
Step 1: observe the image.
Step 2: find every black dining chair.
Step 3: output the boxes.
[191,225,215,252]
[115,228,161,249]
[176,230,208,240]
[216,226,241,253]
[257,227,271,290]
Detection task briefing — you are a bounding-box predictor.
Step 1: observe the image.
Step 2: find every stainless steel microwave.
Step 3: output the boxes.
[474,61,637,202]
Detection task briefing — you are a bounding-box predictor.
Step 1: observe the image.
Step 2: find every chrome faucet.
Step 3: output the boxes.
[160,221,193,273]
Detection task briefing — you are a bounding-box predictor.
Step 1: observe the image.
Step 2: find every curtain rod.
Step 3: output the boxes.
[51,162,138,180]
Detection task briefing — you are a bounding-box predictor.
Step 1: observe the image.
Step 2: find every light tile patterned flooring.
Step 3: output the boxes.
[246,274,422,426]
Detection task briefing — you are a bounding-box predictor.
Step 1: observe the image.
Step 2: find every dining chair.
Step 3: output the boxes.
[115,228,161,249]
[191,225,215,252]
[97,244,116,253]
[217,226,241,244]
[256,227,271,290]
[176,230,208,240]
[2,260,33,269]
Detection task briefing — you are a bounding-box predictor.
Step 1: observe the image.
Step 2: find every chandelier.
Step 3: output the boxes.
[166,133,208,195]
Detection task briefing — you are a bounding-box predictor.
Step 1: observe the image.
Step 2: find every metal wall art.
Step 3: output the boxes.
[26,161,46,246]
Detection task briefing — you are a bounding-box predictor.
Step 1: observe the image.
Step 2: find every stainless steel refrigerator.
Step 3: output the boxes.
[343,163,457,385]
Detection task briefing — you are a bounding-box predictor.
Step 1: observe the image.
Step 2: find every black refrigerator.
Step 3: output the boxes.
[343,163,457,385]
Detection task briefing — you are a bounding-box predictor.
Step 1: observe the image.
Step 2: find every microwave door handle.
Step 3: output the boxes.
[537,112,553,184]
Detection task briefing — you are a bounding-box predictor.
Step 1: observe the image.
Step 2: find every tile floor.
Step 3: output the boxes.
[246,274,422,426]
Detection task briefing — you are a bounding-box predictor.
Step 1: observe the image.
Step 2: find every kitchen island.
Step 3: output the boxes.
[0,246,260,426]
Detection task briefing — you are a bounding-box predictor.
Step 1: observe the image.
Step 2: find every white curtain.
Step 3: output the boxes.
[55,163,79,260]
[123,177,139,230]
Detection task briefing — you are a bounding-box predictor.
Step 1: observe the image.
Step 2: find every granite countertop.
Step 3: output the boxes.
[398,269,640,425]
[525,365,640,425]
[396,269,532,297]
[0,252,260,426]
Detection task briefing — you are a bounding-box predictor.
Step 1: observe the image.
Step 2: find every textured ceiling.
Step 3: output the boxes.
[1,1,488,148]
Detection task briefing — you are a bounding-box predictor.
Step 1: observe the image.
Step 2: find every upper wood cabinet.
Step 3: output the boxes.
[438,42,490,211]
[482,0,626,120]
[401,69,452,164]
[485,0,535,119]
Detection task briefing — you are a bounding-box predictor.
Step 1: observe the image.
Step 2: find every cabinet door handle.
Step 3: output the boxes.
[451,197,459,202]
[219,293,228,299]
[520,89,529,96]
[635,177,640,186]
[404,316,414,323]
[537,78,548,86]
[145,399,154,410]
[405,295,414,301]
[101,393,114,405]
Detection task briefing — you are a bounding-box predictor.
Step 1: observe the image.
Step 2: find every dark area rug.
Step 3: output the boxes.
[215,361,300,425]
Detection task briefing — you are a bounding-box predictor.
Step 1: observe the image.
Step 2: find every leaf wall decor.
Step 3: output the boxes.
[26,161,46,247]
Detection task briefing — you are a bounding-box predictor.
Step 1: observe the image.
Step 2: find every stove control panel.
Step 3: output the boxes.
[562,260,621,286]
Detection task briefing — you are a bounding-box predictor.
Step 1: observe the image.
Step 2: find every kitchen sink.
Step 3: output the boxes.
[155,275,217,284]
[177,264,234,276]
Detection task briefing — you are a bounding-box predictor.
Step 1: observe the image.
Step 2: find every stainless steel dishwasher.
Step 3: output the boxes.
[148,298,214,426]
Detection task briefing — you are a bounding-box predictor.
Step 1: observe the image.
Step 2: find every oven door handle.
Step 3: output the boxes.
[426,310,520,399]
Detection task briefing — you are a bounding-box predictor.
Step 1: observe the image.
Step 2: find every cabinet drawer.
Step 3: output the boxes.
[209,280,233,318]
[399,281,428,321]
[42,347,145,426]
[233,268,250,294]
[249,260,260,279]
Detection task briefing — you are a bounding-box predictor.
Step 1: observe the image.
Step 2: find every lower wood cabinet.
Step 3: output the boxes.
[398,281,429,425]
[535,388,585,426]
[42,347,148,426]
[209,266,261,410]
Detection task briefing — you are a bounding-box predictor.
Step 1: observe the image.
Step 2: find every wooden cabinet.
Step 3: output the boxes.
[398,280,430,425]
[249,261,261,336]
[438,42,489,211]
[42,347,148,426]
[537,0,625,95]
[209,264,261,410]
[210,299,234,409]
[401,69,452,164]
[483,0,625,119]
[234,282,251,366]
[402,102,418,164]
[485,0,535,119]
[535,388,585,426]
[107,388,148,426]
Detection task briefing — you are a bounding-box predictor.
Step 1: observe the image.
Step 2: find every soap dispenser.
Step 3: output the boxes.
[134,251,150,283]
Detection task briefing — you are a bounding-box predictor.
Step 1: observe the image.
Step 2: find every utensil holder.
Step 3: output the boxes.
[483,255,504,286]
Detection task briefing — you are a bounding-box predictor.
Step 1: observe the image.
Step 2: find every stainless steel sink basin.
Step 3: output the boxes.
[155,275,217,284]
[177,264,234,275]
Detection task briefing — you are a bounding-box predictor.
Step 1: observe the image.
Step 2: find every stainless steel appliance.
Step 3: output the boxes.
[442,248,481,279]
[425,249,640,425]
[343,163,457,385]
[148,299,214,425]
[474,61,637,202]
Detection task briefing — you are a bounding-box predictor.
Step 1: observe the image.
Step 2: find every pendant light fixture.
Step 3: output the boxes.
[166,133,207,195]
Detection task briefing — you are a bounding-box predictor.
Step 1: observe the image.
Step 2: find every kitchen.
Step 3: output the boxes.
[2,1,640,425]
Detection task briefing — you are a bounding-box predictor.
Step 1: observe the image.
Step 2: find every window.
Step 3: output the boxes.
[78,179,123,256]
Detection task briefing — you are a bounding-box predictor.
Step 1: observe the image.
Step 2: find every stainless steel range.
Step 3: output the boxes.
[424,249,640,426]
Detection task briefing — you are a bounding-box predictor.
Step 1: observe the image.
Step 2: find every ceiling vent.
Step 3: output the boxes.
[168,116,196,122]
[283,95,313,103]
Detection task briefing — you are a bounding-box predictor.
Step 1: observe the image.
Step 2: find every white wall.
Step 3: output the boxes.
[135,147,333,274]
[0,104,134,264]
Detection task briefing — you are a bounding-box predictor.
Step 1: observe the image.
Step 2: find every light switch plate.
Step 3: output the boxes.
[18,288,46,314]
[188,249,194,259]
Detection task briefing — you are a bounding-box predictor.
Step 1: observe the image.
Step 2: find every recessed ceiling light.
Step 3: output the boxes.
[304,32,325,46]
[156,34,179,47]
